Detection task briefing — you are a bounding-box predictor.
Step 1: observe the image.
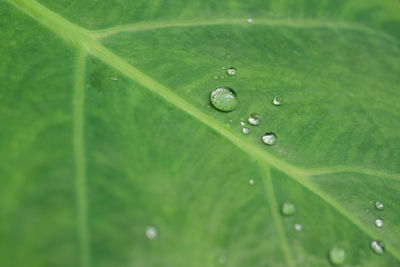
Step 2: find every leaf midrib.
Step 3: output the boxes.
[7,0,400,264]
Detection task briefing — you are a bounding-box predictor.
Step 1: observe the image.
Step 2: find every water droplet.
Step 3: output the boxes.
[110,77,118,81]
[226,53,232,59]
[370,240,385,255]
[219,75,225,79]
[249,179,255,185]
[242,127,249,134]
[294,223,302,231]
[221,66,226,70]
[375,218,384,228]
[227,67,237,76]
[247,18,253,23]
[329,247,346,265]
[248,113,261,126]
[273,96,283,106]
[145,226,157,240]
[210,87,238,112]
[262,132,277,146]
[212,75,219,80]
[375,201,384,211]
[240,121,246,127]
[281,202,296,216]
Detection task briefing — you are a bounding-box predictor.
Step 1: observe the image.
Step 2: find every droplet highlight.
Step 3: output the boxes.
[248,113,261,126]
[273,96,283,106]
[329,247,346,265]
[370,240,385,255]
[375,201,384,211]
[262,132,277,146]
[227,67,237,76]
[242,127,249,134]
[294,223,302,231]
[281,202,296,216]
[374,218,384,228]
[210,87,238,112]
[145,226,157,240]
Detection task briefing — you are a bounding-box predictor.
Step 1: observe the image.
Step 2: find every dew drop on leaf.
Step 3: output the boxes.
[145,226,157,240]
[273,96,283,106]
[262,132,277,146]
[210,87,238,112]
[248,179,255,185]
[374,218,384,228]
[375,201,384,211]
[219,75,225,79]
[248,113,261,126]
[281,202,296,216]
[227,67,237,76]
[242,127,249,134]
[240,121,246,127]
[110,77,118,81]
[370,240,385,255]
[247,18,253,23]
[328,247,346,265]
[212,75,219,80]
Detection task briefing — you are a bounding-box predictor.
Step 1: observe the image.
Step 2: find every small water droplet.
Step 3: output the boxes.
[249,179,255,185]
[221,66,226,70]
[227,67,237,76]
[273,96,283,106]
[375,201,384,211]
[248,113,261,126]
[226,53,232,59]
[370,240,385,255]
[240,121,246,127]
[242,127,249,134]
[145,226,157,240]
[210,87,238,112]
[329,247,346,265]
[110,77,118,81]
[375,218,384,228]
[247,18,253,23]
[262,132,277,146]
[294,223,302,231]
[219,75,225,79]
[281,202,296,216]
[212,75,219,80]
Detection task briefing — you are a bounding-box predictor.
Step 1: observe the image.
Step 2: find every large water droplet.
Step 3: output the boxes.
[273,96,283,106]
[294,223,302,231]
[210,87,238,112]
[262,132,277,146]
[370,240,385,255]
[329,247,346,265]
[375,218,384,228]
[281,202,296,216]
[227,67,237,76]
[242,127,249,134]
[248,113,261,125]
[375,201,384,211]
[145,226,157,240]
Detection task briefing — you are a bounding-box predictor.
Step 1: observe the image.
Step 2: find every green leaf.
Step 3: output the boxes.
[1,0,400,266]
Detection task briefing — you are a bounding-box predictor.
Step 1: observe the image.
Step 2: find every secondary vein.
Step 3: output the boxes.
[73,48,91,267]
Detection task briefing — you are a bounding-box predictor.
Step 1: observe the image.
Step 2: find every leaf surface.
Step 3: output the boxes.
[1,0,400,266]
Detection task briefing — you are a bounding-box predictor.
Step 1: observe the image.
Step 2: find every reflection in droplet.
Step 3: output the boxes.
[329,247,346,265]
[145,226,157,240]
[375,218,384,228]
[242,127,249,134]
[294,223,302,231]
[375,201,384,211]
[227,67,237,76]
[248,113,261,126]
[273,96,283,106]
[262,132,277,146]
[210,87,238,112]
[371,240,385,255]
[281,202,296,216]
